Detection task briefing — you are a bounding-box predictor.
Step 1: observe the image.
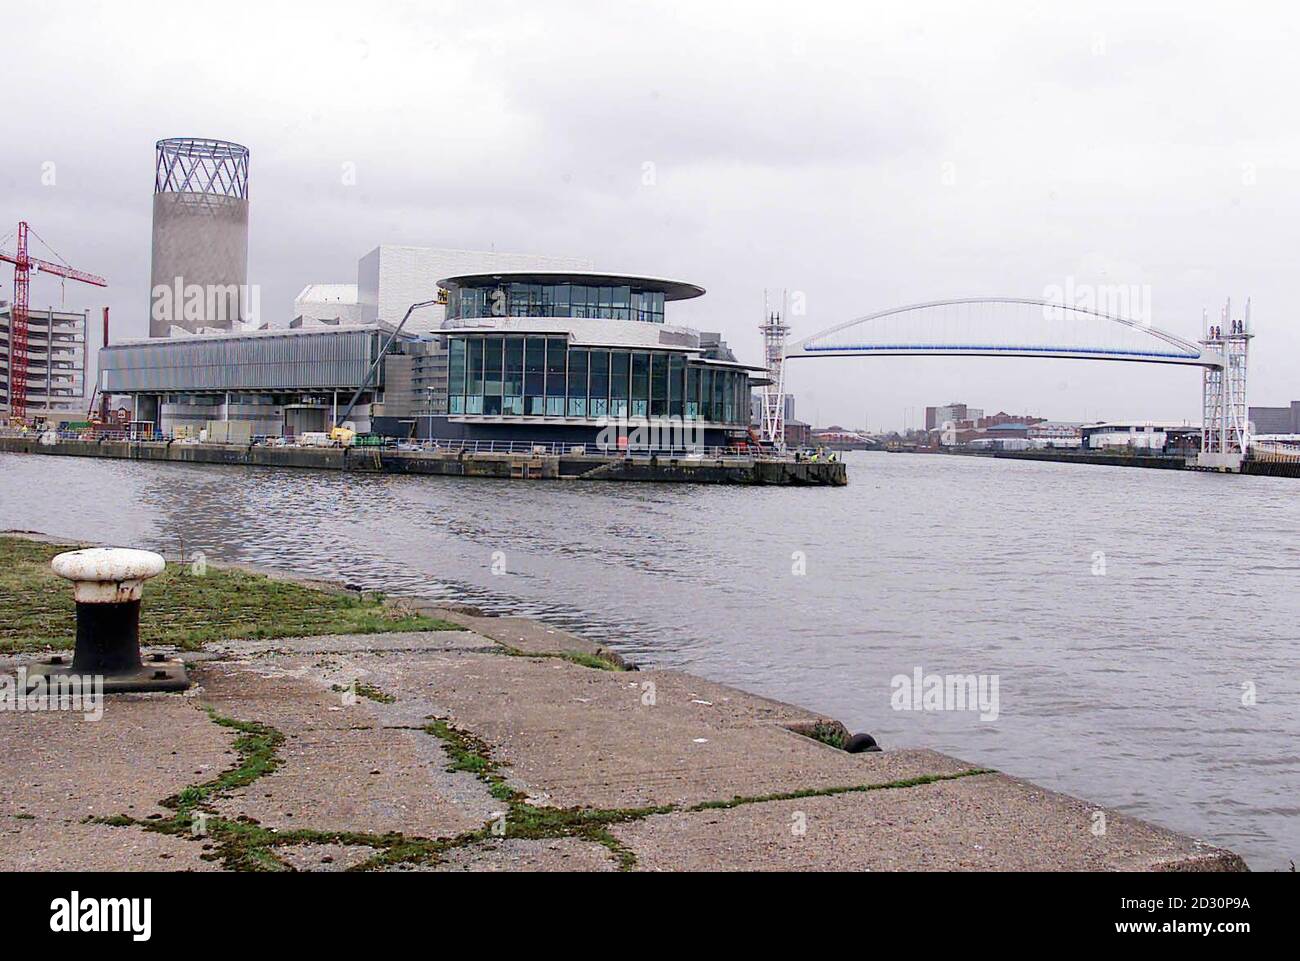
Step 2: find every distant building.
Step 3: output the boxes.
[1082,421,1200,453]
[751,392,796,427]
[813,425,871,446]
[291,284,365,327]
[983,422,1031,439]
[979,410,1045,429]
[1,305,87,422]
[1027,422,1083,448]
[1249,401,1300,435]
[968,435,1032,452]
[784,418,811,447]
[925,402,983,430]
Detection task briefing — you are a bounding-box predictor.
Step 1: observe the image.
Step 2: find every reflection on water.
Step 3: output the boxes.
[2,449,1297,869]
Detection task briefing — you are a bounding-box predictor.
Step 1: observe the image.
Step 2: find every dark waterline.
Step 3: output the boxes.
[2,449,1296,870]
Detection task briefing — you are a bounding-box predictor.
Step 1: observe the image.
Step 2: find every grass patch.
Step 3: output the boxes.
[497,644,626,672]
[686,768,995,812]
[331,681,395,704]
[162,709,285,816]
[422,716,670,870]
[804,721,848,751]
[97,706,462,872]
[558,651,625,672]
[0,535,460,653]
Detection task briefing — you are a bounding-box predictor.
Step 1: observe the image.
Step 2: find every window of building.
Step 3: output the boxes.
[484,336,503,397]
[545,336,567,416]
[589,348,609,419]
[650,353,668,417]
[442,335,749,426]
[630,351,649,417]
[610,350,629,418]
[568,347,588,417]
[448,282,666,323]
[525,336,545,415]
[468,339,484,395]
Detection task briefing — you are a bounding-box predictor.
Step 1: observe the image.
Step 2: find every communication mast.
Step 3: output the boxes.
[758,289,791,446]
[1199,297,1252,470]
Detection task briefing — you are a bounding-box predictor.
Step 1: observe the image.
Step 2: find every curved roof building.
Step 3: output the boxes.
[432,271,761,446]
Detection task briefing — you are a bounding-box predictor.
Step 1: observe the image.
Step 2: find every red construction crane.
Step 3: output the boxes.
[0,221,107,422]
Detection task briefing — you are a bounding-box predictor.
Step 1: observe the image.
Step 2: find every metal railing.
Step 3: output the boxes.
[0,426,814,462]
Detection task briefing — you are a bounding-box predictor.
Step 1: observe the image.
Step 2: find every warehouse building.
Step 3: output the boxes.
[99,324,409,437]
[1249,401,1300,436]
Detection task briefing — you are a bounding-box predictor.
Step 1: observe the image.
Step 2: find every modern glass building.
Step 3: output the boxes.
[95,270,763,449]
[429,271,762,448]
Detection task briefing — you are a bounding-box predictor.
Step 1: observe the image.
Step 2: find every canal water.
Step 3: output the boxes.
[1,449,1296,870]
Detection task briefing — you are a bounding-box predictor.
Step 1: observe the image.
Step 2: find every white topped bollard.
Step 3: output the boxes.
[27,547,190,693]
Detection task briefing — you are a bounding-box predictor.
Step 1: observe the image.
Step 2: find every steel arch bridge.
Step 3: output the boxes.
[785,297,1222,368]
[764,296,1250,469]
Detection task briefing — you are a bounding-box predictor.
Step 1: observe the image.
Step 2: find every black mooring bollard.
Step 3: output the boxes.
[25,548,190,693]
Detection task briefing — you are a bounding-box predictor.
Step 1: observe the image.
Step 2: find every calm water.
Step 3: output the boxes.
[2,449,1296,869]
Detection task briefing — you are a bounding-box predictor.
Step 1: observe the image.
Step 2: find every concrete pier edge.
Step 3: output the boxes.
[0,532,1247,871]
[0,436,847,486]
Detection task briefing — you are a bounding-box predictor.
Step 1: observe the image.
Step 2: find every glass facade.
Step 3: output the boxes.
[446,334,750,425]
[447,283,666,324]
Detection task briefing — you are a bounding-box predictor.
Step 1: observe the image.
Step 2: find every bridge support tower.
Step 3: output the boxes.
[1198,298,1252,472]
[759,290,791,447]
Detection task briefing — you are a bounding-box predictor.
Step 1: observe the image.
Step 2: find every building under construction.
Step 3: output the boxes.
[0,305,88,421]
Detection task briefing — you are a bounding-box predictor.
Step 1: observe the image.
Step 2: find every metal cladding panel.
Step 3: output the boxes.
[150,194,250,336]
[100,330,379,393]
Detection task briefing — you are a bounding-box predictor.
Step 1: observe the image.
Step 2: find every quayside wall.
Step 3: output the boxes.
[0,436,847,487]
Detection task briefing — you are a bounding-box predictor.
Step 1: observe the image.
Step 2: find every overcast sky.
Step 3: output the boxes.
[4,0,1297,429]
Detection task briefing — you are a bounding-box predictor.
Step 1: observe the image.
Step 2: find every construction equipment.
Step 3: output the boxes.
[0,221,107,423]
[334,298,440,428]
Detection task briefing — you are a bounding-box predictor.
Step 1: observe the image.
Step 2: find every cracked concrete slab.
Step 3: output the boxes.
[0,624,1246,872]
[415,605,631,665]
[360,651,976,808]
[610,773,1248,872]
[207,630,498,657]
[0,816,220,871]
[210,724,494,838]
[275,843,378,872]
[191,661,497,839]
[0,691,234,821]
[376,838,618,872]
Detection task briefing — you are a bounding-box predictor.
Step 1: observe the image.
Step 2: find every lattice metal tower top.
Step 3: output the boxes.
[155,138,249,199]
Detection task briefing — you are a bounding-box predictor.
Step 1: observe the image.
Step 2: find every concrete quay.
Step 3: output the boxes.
[0,591,1244,872]
[0,435,847,486]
